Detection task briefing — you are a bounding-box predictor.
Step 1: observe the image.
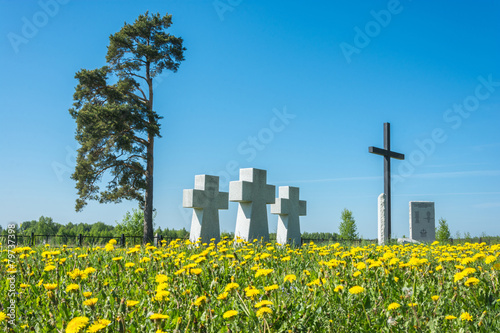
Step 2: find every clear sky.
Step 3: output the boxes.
[1,0,499,238]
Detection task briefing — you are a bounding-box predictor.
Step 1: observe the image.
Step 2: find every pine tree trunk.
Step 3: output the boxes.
[143,135,154,244]
[143,63,154,244]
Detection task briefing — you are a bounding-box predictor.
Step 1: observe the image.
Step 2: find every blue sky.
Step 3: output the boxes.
[1,0,499,238]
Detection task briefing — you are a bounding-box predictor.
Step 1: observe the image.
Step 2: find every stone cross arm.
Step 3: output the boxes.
[271,198,306,215]
[270,186,306,215]
[183,189,228,209]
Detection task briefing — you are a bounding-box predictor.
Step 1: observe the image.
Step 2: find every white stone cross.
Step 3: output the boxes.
[271,186,306,246]
[230,168,275,242]
[183,175,228,244]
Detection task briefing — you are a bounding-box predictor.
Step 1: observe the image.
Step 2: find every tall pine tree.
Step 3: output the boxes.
[69,12,185,243]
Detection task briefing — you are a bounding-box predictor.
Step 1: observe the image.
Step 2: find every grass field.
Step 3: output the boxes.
[1,238,499,332]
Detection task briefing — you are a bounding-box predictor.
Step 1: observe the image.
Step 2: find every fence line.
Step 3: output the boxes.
[1,233,490,247]
[0,233,179,247]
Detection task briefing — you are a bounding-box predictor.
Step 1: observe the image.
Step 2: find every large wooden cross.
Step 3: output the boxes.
[369,123,405,240]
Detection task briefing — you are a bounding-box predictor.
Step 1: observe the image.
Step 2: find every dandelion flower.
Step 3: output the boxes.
[0,312,7,322]
[460,312,473,321]
[190,268,202,275]
[387,303,401,310]
[65,316,89,333]
[255,300,273,308]
[464,277,480,287]
[284,274,297,283]
[224,282,240,292]
[245,288,260,298]
[431,295,439,301]
[445,315,457,320]
[86,319,111,332]
[66,284,80,293]
[348,286,364,295]
[149,313,169,320]
[43,283,57,291]
[193,296,207,306]
[223,310,238,319]
[83,298,98,306]
[126,300,139,307]
[264,284,279,291]
[408,303,417,307]
[334,285,344,292]
[485,255,497,264]
[256,307,273,317]
[44,265,56,272]
[255,268,274,278]
[83,292,92,298]
[125,262,135,268]
[217,292,228,300]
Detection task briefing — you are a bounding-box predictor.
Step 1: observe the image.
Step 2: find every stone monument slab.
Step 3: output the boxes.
[409,201,435,242]
[230,168,275,242]
[271,186,306,246]
[183,175,228,244]
[378,193,388,245]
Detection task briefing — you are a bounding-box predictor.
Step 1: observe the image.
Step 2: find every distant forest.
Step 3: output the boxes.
[0,216,341,240]
[0,216,189,239]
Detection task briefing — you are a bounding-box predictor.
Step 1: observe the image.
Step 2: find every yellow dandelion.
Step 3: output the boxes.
[348,286,364,295]
[83,298,98,306]
[83,292,92,298]
[65,316,89,333]
[190,268,202,275]
[284,274,297,283]
[264,284,279,291]
[44,265,56,272]
[126,300,140,307]
[431,295,439,301]
[112,257,123,261]
[223,310,238,319]
[155,290,170,301]
[149,313,169,320]
[217,292,228,300]
[387,302,401,310]
[193,296,207,306]
[334,285,344,292]
[255,300,273,308]
[460,312,472,321]
[256,307,273,317]
[66,284,80,293]
[125,262,135,268]
[245,288,260,298]
[464,277,480,287]
[86,319,111,332]
[408,303,417,307]
[0,312,7,322]
[224,282,240,292]
[255,268,274,278]
[43,283,57,291]
[445,315,457,320]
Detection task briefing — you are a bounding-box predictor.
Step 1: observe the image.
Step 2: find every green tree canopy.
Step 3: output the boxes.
[436,218,451,242]
[69,12,186,243]
[338,208,358,240]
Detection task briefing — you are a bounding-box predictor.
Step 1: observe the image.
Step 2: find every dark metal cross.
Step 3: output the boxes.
[369,123,405,240]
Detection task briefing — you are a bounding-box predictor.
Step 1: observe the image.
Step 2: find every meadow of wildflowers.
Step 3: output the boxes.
[1,238,499,332]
